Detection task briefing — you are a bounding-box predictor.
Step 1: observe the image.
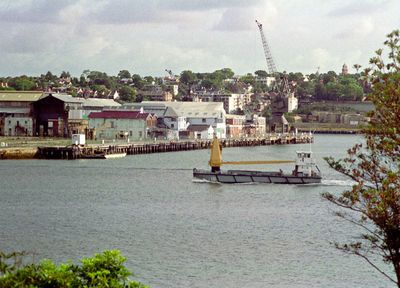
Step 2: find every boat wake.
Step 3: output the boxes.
[320,179,355,186]
[192,178,221,184]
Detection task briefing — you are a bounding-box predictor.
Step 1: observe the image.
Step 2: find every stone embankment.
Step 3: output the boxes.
[0,147,38,160]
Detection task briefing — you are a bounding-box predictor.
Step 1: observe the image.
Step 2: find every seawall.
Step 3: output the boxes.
[1,134,313,160]
[0,147,38,160]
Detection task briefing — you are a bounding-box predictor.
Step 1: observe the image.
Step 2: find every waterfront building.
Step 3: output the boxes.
[0,91,42,136]
[32,93,121,137]
[138,85,173,101]
[124,101,226,139]
[244,115,266,137]
[225,114,246,138]
[88,110,156,140]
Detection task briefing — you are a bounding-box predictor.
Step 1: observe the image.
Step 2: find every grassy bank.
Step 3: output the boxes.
[293,123,364,133]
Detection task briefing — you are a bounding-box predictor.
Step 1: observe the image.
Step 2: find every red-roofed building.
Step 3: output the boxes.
[88,110,157,140]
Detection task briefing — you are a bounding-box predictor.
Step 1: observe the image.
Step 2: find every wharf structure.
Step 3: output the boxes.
[33,133,312,160]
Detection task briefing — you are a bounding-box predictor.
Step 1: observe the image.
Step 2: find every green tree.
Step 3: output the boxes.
[217,68,234,79]
[131,74,145,89]
[119,86,136,102]
[240,73,255,86]
[341,82,363,100]
[45,71,57,82]
[255,70,268,78]
[287,72,304,83]
[87,71,116,90]
[0,250,148,287]
[143,76,154,84]
[322,71,337,84]
[118,70,131,79]
[60,71,71,78]
[323,30,400,286]
[180,70,197,85]
[325,82,341,100]
[11,77,36,91]
[297,80,315,98]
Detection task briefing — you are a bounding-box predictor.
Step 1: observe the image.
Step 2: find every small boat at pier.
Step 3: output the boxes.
[193,137,321,184]
[81,152,126,159]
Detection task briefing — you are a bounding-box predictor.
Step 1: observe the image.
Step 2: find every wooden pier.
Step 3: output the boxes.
[36,134,313,160]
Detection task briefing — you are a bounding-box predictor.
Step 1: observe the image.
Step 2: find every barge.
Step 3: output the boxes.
[193,137,321,184]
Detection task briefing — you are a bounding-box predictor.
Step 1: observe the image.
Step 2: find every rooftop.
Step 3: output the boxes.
[0,91,43,102]
[88,110,150,120]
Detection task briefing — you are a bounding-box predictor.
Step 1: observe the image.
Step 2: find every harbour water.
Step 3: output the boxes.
[0,135,392,287]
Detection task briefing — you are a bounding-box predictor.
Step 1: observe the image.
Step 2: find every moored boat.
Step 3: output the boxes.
[193,137,321,184]
[81,152,126,159]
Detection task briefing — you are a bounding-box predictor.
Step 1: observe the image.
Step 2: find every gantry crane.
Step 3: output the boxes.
[255,19,291,133]
[255,20,277,75]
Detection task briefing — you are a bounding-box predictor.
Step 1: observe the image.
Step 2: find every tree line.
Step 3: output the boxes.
[1,67,367,102]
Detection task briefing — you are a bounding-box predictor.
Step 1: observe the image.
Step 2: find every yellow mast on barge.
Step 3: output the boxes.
[208,137,294,172]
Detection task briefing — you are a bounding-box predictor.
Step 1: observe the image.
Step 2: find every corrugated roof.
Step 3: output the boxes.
[38,93,84,103]
[131,101,225,118]
[88,110,150,120]
[48,93,84,103]
[0,91,42,102]
[82,98,121,107]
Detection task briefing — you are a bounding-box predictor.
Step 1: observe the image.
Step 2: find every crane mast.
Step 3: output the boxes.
[255,20,277,74]
[255,19,291,134]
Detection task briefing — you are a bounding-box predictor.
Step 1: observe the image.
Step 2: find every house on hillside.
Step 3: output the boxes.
[192,90,252,114]
[88,110,156,140]
[0,91,42,136]
[137,85,173,101]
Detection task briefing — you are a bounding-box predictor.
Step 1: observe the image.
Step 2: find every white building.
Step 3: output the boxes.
[192,91,252,114]
[287,93,298,112]
[3,116,33,136]
[124,101,226,139]
[255,76,276,87]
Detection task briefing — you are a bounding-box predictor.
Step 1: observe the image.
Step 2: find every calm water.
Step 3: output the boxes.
[0,135,391,287]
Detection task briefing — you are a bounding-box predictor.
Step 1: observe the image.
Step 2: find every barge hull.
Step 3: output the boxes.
[193,169,321,184]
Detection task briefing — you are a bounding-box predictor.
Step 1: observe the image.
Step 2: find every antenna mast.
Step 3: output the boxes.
[255,20,277,74]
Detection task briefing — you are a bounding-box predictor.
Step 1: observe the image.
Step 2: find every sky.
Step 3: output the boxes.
[0,0,399,77]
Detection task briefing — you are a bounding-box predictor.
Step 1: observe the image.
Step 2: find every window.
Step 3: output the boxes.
[202,118,206,123]
[171,123,175,128]
[110,121,114,128]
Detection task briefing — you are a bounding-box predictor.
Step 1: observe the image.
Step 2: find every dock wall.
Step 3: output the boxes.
[1,134,313,160]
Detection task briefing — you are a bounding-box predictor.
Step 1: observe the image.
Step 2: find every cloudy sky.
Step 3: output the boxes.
[0,0,399,77]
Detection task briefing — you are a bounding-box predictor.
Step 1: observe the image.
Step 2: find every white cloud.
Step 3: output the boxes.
[310,48,335,72]
[0,0,399,76]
